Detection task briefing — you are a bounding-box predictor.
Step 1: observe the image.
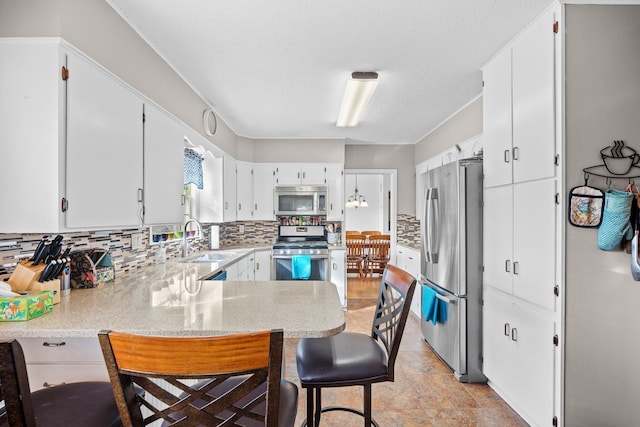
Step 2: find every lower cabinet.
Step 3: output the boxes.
[483,288,556,427]
[254,249,271,281]
[395,246,421,317]
[329,249,346,306]
[17,337,108,392]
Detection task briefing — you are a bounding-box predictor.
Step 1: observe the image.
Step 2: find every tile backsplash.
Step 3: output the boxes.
[396,214,420,249]
[0,221,281,282]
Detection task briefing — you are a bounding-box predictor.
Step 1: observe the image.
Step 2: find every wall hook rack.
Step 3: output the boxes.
[583,141,640,183]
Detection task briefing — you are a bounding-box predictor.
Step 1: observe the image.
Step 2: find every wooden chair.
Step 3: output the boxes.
[345,231,361,236]
[0,339,121,427]
[346,234,367,277]
[296,265,417,427]
[366,234,391,277]
[98,329,298,427]
[360,231,382,238]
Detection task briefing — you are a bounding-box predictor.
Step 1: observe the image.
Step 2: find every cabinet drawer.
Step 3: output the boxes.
[26,363,109,392]
[18,337,103,364]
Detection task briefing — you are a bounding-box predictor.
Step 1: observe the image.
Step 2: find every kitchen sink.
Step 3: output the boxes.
[179,250,243,263]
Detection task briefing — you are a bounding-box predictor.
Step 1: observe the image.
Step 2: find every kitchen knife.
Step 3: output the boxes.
[30,236,49,262]
[38,259,58,282]
[32,243,51,266]
[45,235,64,264]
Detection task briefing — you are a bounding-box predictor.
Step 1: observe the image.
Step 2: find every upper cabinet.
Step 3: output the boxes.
[275,164,326,186]
[253,164,275,221]
[325,164,344,221]
[223,155,237,222]
[142,103,185,226]
[236,162,253,221]
[483,8,557,188]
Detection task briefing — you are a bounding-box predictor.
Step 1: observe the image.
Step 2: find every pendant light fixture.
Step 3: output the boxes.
[345,175,368,208]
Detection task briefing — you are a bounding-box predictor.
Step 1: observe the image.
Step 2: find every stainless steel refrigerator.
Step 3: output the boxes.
[420,157,486,383]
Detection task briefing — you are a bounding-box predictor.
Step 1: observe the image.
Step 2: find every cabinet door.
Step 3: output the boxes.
[482,48,513,188]
[236,162,253,220]
[254,250,271,281]
[0,41,63,233]
[483,186,514,295]
[326,164,344,220]
[512,8,556,184]
[301,164,326,185]
[513,179,556,311]
[330,249,346,306]
[253,165,274,220]
[223,156,237,222]
[143,103,185,225]
[199,152,224,223]
[66,51,143,228]
[482,289,516,397]
[275,165,302,186]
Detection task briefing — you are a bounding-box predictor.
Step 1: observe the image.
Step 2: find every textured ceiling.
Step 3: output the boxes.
[106,0,554,144]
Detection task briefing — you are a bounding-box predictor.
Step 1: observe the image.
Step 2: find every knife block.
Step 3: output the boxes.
[7,261,61,304]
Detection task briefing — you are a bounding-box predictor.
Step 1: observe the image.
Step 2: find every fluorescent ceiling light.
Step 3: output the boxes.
[336,72,379,127]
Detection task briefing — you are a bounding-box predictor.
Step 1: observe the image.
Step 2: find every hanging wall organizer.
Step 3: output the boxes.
[583,141,640,185]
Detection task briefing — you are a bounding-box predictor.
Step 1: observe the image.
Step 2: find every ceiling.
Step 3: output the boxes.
[106,0,554,145]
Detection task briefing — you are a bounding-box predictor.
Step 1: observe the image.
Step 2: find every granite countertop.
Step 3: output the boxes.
[0,247,345,339]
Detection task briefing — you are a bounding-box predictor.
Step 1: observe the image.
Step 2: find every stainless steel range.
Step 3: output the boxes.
[272,226,329,281]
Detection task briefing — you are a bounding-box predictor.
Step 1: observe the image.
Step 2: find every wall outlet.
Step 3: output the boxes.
[239,225,245,234]
[131,232,143,250]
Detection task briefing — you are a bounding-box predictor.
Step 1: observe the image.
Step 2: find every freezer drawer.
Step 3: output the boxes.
[420,283,466,380]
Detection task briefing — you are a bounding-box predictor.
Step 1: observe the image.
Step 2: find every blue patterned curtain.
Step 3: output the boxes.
[184,148,204,189]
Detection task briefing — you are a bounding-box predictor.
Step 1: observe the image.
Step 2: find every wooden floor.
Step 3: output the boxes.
[282,275,529,426]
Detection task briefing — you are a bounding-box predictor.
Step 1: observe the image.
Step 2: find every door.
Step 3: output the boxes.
[236,162,253,220]
[483,185,514,295]
[423,162,461,295]
[253,164,274,220]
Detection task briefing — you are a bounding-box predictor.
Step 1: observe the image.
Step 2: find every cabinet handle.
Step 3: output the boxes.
[303,172,306,179]
[513,261,519,275]
[43,381,66,388]
[504,323,510,336]
[512,146,519,161]
[297,172,301,179]
[511,327,518,342]
[333,262,337,270]
[255,203,258,210]
[238,203,241,211]
[505,259,511,273]
[42,341,66,347]
[137,188,144,203]
[225,202,228,209]
[256,262,260,270]
[181,195,186,206]
[504,149,511,163]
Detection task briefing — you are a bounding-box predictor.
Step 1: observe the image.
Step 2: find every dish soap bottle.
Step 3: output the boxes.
[155,242,166,264]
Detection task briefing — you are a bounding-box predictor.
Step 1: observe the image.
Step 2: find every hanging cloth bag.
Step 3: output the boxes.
[598,189,634,251]
[568,185,604,227]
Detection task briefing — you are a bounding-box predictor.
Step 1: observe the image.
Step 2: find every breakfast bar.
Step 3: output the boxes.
[0,260,346,339]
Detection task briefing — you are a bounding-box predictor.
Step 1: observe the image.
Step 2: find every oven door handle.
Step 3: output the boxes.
[272,255,328,260]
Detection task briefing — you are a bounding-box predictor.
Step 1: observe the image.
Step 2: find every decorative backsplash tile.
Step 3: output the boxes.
[397,214,420,249]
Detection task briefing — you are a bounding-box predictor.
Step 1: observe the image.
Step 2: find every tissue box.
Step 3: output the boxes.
[0,291,54,321]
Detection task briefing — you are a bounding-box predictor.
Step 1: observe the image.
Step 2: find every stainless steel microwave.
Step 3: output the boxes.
[274,186,327,216]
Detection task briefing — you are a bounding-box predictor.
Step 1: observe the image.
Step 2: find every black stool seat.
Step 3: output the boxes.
[30,382,121,427]
[297,333,388,386]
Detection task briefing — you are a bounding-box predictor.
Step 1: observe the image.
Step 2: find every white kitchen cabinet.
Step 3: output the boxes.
[254,249,271,281]
[223,155,237,222]
[17,337,108,392]
[483,180,557,311]
[236,162,253,220]
[482,7,557,189]
[483,288,556,427]
[65,49,144,229]
[244,252,255,281]
[253,164,275,220]
[325,164,344,221]
[330,249,346,306]
[199,150,224,223]
[275,164,326,186]
[0,40,66,233]
[143,103,185,225]
[396,246,420,317]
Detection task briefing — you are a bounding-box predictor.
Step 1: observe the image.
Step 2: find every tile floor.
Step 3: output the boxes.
[282,277,529,427]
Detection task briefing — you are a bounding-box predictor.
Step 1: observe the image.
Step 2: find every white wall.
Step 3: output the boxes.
[344,174,385,232]
[564,5,640,426]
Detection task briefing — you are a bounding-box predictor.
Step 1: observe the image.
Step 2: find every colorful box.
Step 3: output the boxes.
[0,291,54,321]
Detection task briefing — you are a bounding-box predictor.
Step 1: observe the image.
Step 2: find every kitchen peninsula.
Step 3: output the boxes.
[0,254,346,339]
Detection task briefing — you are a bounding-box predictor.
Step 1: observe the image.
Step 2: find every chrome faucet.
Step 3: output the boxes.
[182,218,203,257]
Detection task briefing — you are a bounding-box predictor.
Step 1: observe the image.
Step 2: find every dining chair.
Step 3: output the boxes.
[346,234,367,278]
[0,339,121,427]
[360,231,382,238]
[98,329,298,427]
[366,234,391,278]
[345,231,361,236]
[296,265,417,427]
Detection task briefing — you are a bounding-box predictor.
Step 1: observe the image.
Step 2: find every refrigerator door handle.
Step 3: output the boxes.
[424,188,432,263]
[431,187,439,263]
[434,291,456,304]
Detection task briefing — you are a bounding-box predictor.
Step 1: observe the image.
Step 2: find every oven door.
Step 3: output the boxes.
[272,254,328,281]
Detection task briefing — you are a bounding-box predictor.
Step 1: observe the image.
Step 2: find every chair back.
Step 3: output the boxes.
[368,235,391,260]
[370,265,416,380]
[361,231,382,237]
[99,329,284,427]
[346,234,366,259]
[345,231,361,236]
[0,340,36,427]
